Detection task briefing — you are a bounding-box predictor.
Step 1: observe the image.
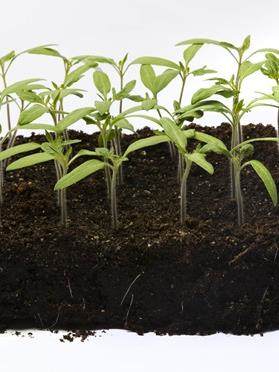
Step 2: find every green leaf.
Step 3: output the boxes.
[127,95,144,102]
[7,152,54,171]
[176,38,238,50]
[191,85,226,104]
[241,35,251,53]
[17,90,44,104]
[59,88,85,99]
[18,123,57,132]
[183,44,202,66]
[232,137,279,152]
[71,55,115,65]
[93,70,111,96]
[140,65,156,94]
[56,107,94,132]
[239,61,263,82]
[18,104,48,125]
[0,51,15,65]
[243,160,277,206]
[194,131,228,150]
[95,100,111,114]
[131,56,180,70]
[187,152,214,174]
[141,98,157,110]
[54,159,105,190]
[191,67,216,76]
[64,63,96,87]
[154,69,179,93]
[0,142,41,161]
[0,79,42,99]
[199,143,231,156]
[123,80,136,94]
[160,117,186,151]
[124,134,169,157]
[25,45,63,58]
[115,118,134,132]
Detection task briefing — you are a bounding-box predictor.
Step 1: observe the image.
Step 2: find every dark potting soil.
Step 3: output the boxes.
[0,123,278,336]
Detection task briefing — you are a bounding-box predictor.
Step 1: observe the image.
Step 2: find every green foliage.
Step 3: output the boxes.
[0,37,278,230]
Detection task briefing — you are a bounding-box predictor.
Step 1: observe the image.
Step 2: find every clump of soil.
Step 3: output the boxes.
[0,123,278,336]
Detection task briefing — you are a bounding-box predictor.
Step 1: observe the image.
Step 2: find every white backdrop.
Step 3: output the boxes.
[1,1,279,371]
[1,0,279,134]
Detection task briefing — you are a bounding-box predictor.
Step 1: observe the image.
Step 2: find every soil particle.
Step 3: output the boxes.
[0,123,278,337]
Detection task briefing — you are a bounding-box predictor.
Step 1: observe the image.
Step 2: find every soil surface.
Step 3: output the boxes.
[0,123,278,336]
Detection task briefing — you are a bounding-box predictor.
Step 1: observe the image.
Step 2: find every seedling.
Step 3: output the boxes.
[0,78,47,206]
[131,48,216,179]
[203,137,279,225]
[258,53,279,140]
[54,134,169,229]
[71,54,141,184]
[156,118,227,223]
[0,107,94,226]
[177,35,279,145]
[83,67,158,195]
[176,36,279,198]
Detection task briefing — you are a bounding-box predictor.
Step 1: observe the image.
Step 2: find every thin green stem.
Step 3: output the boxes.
[0,67,12,132]
[233,160,244,225]
[59,166,68,227]
[110,166,119,229]
[180,158,192,224]
[176,75,187,181]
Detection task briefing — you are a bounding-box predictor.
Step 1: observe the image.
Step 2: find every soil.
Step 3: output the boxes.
[0,123,278,336]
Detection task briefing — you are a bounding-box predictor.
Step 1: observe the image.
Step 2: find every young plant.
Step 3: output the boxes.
[259,53,279,139]
[176,36,279,198]
[157,117,227,223]
[83,66,157,195]
[0,107,94,226]
[203,137,279,225]
[0,78,47,206]
[54,134,169,229]
[177,36,279,142]
[71,53,139,184]
[131,46,216,178]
